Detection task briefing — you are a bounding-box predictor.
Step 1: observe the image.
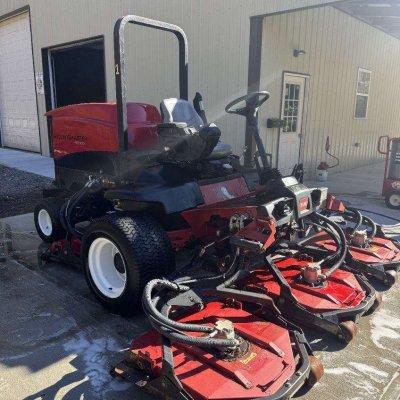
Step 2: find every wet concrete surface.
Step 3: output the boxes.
[0,162,399,400]
[1,215,400,400]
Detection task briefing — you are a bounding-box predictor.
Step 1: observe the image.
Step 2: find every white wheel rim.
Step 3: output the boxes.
[88,237,127,298]
[38,209,53,236]
[389,194,400,207]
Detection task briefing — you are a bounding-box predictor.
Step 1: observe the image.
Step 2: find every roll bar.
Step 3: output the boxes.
[114,15,189,152]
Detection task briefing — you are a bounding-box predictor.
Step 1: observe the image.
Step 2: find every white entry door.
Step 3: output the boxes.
[0,13,40,152]
[278,74,307,176]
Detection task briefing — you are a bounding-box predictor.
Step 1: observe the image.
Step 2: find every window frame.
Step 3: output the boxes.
[354,67,372,119]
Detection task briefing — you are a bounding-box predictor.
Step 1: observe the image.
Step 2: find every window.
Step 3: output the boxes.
[354,68,371,119]
[282,82,301,132]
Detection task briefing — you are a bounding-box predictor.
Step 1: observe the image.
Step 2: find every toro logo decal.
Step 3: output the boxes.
[299,197,309,212]
[392,181,400,190]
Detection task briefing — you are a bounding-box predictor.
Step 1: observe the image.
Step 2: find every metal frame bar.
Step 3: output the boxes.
[113,15,189,153]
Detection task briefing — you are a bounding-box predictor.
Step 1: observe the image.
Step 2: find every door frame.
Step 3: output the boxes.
[42,35,107,110]
[276,71,310,170]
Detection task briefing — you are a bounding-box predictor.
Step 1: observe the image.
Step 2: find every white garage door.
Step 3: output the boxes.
[0,12,40,152]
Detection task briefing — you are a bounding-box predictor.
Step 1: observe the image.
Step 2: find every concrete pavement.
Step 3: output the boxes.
[0,148,54,178]
[0,161,399,399]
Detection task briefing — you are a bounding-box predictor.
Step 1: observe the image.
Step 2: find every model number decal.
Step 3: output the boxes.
[54,134,88,142]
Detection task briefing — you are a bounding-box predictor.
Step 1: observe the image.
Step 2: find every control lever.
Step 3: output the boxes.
[230,236,263,252]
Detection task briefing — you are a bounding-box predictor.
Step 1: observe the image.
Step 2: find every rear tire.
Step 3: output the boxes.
[34,198,65,243]
[81,213,175,316]
[385,191,400,210]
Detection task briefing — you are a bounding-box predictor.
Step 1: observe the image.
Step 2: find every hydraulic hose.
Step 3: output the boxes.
[355,208,400,224]
[142,279,214,333]
[362,215,377,240]
[346,207,363,236]
[311,212,347,280]
[175,247,242,286]
[149,320,238,348]
[306,220,342,264]
[142,279,239,349]
[61,179,101,239]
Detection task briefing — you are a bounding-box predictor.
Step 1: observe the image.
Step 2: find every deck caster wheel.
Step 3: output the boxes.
[383,270,397,287]
[306,355,324,388]
[338,320,358,343]
[368,291,383,314]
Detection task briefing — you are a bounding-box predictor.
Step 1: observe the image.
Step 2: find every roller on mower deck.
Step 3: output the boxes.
[300,195,400,287]
[112,243,324,400]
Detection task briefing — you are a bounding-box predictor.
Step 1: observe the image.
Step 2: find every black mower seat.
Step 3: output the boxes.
[160,98,232,159]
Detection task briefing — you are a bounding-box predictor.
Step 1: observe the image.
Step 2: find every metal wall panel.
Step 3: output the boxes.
[260,6,400,177]
[0,0,340,156]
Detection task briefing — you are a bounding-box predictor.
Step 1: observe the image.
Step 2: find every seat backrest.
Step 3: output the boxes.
[160,98,204,129]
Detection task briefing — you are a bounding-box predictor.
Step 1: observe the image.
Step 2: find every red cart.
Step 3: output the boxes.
[378,135,400,209]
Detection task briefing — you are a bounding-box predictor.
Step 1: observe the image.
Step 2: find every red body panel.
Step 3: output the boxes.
[130,301,296,400]
[305,231,400,264]
[46,102,161,159]
[241,256,365,313]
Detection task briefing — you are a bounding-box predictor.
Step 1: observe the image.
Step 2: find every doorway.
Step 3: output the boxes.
[278,73,308,176]
[47,37,106,108]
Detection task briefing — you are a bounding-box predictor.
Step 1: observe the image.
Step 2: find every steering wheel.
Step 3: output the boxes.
[225,91,270,117]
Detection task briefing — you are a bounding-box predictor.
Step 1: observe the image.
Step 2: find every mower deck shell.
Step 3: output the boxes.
[238,255,376,337]
[123,301,312,400]
[303,231,400,282]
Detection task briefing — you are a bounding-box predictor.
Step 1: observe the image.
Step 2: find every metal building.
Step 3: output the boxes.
[0,0,398,177]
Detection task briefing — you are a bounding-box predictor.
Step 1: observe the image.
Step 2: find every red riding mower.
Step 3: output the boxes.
[378,135,400,209]
[300,195,400,287]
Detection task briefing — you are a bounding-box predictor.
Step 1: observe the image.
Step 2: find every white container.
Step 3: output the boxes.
[316,168,328,182]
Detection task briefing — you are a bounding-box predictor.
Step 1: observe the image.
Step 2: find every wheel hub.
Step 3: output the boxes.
[114,252,126,274]
[88,237,127,299]
[38,209,53,236]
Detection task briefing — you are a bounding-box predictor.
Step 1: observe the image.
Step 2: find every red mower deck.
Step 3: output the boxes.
[302,231,400,286]
[113,284,323,400]
[239,252,377,342]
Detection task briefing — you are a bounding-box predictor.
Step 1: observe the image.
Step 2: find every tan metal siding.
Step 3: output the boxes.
[0,0,339,156]
[260,6,400,177]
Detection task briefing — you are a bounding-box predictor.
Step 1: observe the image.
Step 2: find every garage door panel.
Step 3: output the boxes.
[0,12,40,152]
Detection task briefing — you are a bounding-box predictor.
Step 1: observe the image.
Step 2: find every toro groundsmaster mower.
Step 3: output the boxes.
[300,195,400,287]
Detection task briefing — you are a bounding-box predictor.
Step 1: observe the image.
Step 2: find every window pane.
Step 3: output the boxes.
[355,95,368,118]
[357,70,371,95]
[294,84,300,100]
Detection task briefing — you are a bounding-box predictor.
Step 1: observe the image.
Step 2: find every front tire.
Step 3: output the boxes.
[81,213,175,315]
[34,198,65,243]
